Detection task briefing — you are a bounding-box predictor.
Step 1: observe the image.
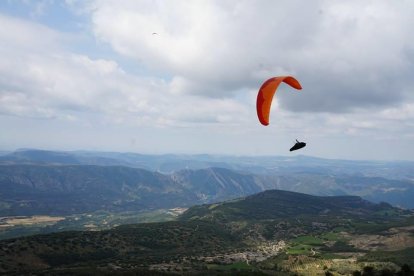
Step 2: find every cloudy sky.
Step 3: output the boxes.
[1,0,413,160]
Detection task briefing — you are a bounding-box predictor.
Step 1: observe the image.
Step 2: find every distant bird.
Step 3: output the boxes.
[152,32,158,35]
[290,139,306,152]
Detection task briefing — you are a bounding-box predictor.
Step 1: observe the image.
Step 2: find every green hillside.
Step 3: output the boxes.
[0,190,413,275]
[180,189,400,222]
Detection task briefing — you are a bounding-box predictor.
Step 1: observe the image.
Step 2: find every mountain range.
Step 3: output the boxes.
[1,150,414,274]
[1,189,413,275]
[0,165,413,218]
[1,154,414,218]
[2,149,414,180]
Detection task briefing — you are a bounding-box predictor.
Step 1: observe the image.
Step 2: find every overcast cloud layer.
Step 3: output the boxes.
[0,0,413,160]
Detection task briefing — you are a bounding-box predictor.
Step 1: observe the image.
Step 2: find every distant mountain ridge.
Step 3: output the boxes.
[0,165,269,215]
[1,163,414,216]
[2,149,414,179]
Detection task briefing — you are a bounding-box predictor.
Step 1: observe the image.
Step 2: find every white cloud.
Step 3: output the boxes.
[0,13,248,128]
[1,2,414,159]
[0,14,60,51]
[87,0,414,113]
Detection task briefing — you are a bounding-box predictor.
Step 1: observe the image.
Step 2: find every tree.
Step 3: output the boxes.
[398,264,414,276]
[362,266,375,276]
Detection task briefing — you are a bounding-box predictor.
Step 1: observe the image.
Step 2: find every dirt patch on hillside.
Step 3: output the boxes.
[349,225,414,251]
[0,216,65,227]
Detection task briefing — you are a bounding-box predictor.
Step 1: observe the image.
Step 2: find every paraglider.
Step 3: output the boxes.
[256,76,302,126]
[256,76,306,152]
[290,139,306,152]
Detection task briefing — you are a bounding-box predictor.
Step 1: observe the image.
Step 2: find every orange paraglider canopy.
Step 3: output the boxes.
[256,76,302,126]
